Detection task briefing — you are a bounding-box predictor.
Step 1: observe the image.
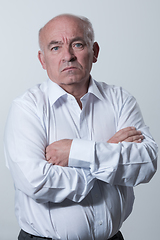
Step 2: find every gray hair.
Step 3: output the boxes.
[38,14,95,51]
[78,15,95,47]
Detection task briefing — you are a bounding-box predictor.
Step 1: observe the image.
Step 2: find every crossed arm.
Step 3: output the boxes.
[4,97,157,203]
[46,127,144,167]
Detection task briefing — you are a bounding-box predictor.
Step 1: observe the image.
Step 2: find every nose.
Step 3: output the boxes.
[62,46,76,62]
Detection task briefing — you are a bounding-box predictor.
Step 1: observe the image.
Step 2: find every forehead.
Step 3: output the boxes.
[42,17,86,44]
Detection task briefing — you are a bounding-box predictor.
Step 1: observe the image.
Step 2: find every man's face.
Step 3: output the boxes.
[38,16,99,89]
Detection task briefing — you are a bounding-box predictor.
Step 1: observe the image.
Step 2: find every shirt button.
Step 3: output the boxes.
[99,221,103,225]
[95,194,98,199]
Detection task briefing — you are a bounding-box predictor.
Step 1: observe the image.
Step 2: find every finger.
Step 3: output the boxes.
[124,134,144,142]
[46,145,51,153]
[48,156,57,164]
[46,142,56,153]
[117,127,136,135]
[133,139,143,143]
[121,130,142,141]
[115,129,143,143]
[46,151,55,161]
[114,127,137,138]
[48,160,55,165]
[114,131,140,143]
[46,153,50,161]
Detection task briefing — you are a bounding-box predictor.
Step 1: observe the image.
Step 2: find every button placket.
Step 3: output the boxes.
[91,181,106,239]
[67,95,81,134]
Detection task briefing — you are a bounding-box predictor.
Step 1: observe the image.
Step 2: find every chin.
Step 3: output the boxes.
[61,77,82,85]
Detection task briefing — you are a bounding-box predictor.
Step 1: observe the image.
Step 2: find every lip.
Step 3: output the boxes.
[62,66,78,72]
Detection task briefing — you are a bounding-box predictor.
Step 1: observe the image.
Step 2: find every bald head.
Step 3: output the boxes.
[38,14,95,52]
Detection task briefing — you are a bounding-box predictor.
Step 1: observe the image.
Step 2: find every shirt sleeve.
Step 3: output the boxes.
[4,100,95,204]
[69,95,158,187]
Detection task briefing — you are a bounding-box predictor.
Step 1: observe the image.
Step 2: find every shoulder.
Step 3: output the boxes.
[10,80,49,119]
[94,79,135,105]
[13,80,48,109]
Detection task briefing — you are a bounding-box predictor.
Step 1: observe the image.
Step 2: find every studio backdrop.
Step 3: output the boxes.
[0,1,159,239]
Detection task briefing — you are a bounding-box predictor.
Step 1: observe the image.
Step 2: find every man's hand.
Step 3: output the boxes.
[46,128,143,166]
[46,139,72,166]
[107,127,144,144]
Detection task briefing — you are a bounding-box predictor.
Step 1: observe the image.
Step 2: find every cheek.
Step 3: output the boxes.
[82,54,93,71]
[45,58,58,71]
[78,52,92,64]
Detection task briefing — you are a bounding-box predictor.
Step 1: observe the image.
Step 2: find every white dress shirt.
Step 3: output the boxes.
[4,77,157,240]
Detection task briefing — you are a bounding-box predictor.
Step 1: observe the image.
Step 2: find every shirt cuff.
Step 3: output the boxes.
[68,139,95,169]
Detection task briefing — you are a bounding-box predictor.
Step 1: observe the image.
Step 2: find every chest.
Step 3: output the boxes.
[44,96,117,144]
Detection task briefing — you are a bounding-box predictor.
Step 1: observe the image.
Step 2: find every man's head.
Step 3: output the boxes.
[38,14,99,91]
[39,14,95,52]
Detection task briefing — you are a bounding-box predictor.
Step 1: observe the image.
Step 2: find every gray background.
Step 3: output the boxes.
[0,0,160,239]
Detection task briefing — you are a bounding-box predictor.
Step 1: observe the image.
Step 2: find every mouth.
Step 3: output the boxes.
[62,66,78,72]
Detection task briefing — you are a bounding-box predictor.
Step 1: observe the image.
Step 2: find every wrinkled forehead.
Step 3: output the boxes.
[40,16,89,49]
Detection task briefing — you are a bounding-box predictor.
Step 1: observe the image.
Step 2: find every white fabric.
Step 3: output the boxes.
[4,78,157,240]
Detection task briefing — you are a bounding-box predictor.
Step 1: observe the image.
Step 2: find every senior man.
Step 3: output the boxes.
[4,14,157,240]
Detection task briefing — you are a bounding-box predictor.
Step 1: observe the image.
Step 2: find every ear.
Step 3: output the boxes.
[92,42,100,63]
[38,50,46,70]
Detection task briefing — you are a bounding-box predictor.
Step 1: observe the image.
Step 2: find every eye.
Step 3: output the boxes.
[73,42,84,49]
[51,46,59,51]
[75,43,83,48]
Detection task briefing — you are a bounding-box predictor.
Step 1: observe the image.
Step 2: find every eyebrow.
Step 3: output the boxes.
[48,37,86,49]
[70,37,87,46]
[48,41,63,49]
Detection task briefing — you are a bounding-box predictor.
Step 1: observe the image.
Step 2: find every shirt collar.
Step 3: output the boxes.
[47,77,104,106]
[48,79,68,106]
[87,77,104,101]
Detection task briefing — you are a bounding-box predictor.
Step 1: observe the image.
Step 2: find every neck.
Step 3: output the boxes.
[59,78,90,109]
